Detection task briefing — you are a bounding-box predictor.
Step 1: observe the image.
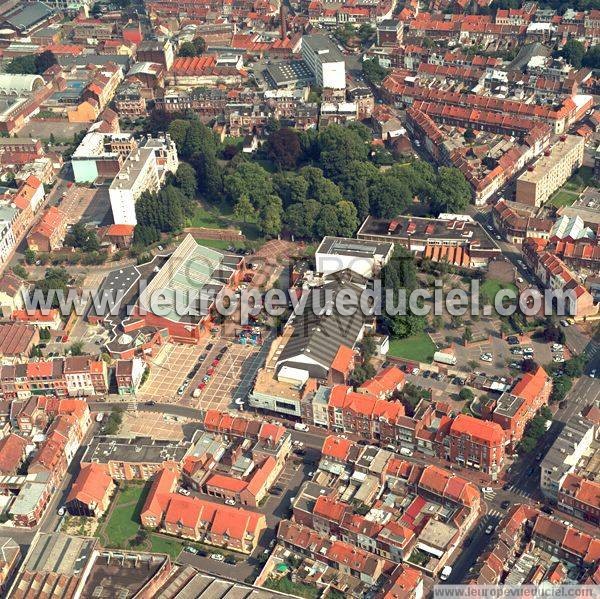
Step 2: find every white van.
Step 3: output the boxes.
[440,566,452,581]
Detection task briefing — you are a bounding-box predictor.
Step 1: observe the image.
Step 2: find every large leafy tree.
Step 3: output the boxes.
[173,162,197,199]
[64,223,99,252]
[266,127,301,170]
[362,58,390,84]
[273,172,308,207]
[259,197,283,237]
[369,174,411,218]
[430,167,471,214]
[561,39,585,68]
[317,124,369,180]
[224,161,273,210]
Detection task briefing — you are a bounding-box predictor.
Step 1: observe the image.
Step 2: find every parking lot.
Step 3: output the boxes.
[191,340,271,411]
[56,186,111,227]
[138,342,209,403]
[450,330,557,377]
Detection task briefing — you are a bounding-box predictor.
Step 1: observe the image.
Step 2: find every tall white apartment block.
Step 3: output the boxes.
[108,134,179,226]
[301,35,346,90]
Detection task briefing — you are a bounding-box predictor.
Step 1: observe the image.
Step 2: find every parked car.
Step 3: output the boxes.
[507,336,519,345]
[541,505,554,515]
[224,556,237,564]
[210,554,225,561]
[184,546,197,554]
[500,500,511,509]
[178,487,190,496]
[225,498,236,506]
[481,487,493,494]
[57,506,66,516]
[485,524,495,535]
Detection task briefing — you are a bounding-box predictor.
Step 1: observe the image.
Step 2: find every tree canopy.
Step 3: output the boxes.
[5,50,57,75]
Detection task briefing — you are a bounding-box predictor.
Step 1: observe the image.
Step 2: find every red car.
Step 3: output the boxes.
[207,367,215,376]
[212,359,219,367]
[66,181,73,188]
[198,382,206,390]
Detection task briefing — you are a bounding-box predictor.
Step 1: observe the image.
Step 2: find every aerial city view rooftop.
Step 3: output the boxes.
[0,0,598,596]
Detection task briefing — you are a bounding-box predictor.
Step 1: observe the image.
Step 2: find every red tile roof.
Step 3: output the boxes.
[512,366,548,403]
[141,464,179,521]
[66,463,112,507]
[450,414,505,446]
[0,434,27,474]
[321,435,354,461]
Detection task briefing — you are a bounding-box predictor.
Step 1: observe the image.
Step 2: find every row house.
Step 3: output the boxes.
[115,357,147,395]
[532,515,600,568]
[381,76,582,134]
[438,414,506,478]
[26,206,67,253]
[492,199,553,244]
[278,520,386,587]
[485,366,552,449]
[522,238,599,319]
[163,494,267,553]
[0,357,108,400]
[28,428,68,492]
[557,473,600,525]
[9,471,52,527]
[548,239,600,272]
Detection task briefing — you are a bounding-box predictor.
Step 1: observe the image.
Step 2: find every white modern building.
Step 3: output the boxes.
[301,35,346,90]
[315,236,394,278]
[108,134,178,226]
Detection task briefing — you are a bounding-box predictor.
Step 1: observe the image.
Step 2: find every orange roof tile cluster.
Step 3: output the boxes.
[358,366,405,398]
[11,308,59,323]
[329,384,405,423]
[141,464,179,521]
[382,565,422,599]
[106,224,135,237]
[313,495,349,523]
[560,473,600,510]
[164,494,265,541]
[66,463,112,507]
[450,414,505,446]
[382,76,578,124]
[0,434,27,474]
[418,465,480,507]
[511,366,548,403]
[13,176,42,211]
[423,243,471,267]
[321,435,354,461]
[536,249,591,301]
[533,515,600,564]
[205,455,276,499]
[28,206,65,239]
[552,240,600,266]
[330,344,355,375]
[203,410,285,447]
[493,199,553,236]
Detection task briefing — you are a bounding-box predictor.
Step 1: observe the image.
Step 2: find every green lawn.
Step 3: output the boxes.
[548,190,578,207]
[150,534,184,559]
[196,238,235,250]
[188,207,225,229]
[388,333,437,363]
[481,279,517,303]
[548,166,594,207]
[103,484,148,548]
[263,576,320,599]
